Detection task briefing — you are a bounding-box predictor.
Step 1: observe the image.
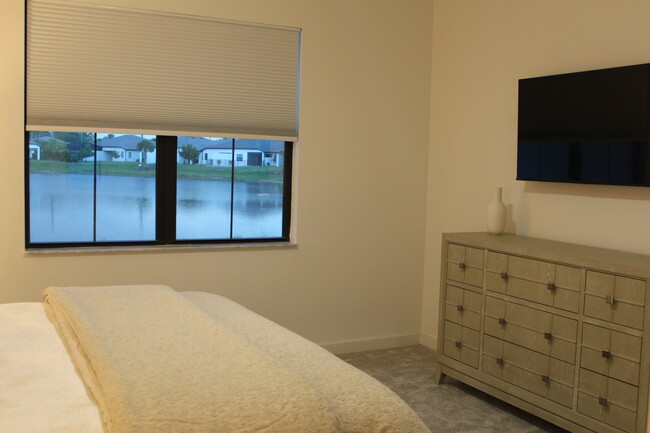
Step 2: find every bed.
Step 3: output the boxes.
[0,285,430,433]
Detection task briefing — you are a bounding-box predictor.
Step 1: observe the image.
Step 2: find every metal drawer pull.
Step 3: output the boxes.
[498,318,507,326]
[544,332,553,340]
[605,295,617,305]
[496,357,504,366]
[598,397,609,407]
[455,341,462,349]
[602,349,612,359]
[456,305,464,312]
[500,272,509,280]
[541,375,550,383]
[547,283,556,291]
[458,262,466,270]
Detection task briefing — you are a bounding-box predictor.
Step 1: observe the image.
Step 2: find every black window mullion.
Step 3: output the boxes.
[24,131,31,246]
[155,135,177,243]
[281,141,293,239]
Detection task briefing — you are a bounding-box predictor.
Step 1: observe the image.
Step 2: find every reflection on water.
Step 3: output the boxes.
[176,177,283,239]
[30,174,95,242]
[233,180,284,238]
[29,173,284,243]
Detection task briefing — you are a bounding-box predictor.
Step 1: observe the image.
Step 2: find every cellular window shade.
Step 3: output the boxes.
[26,0,300,140]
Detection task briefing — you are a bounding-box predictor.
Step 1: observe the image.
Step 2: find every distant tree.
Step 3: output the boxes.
[108,150,122,160]
[77,144,94,161]
[81,133,94,146]
[30,131,54,141]
[52,132,93,150]
[39,138,70,162]
[98,133,114,142]
[179,144,199,164]
[137,139,155,165]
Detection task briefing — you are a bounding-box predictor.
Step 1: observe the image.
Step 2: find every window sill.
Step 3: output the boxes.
[25,242,297,256]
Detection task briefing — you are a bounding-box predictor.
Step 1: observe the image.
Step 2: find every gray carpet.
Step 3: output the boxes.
[339,345,569,433]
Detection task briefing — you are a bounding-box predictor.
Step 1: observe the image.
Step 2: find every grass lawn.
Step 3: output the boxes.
[29,160,284,182]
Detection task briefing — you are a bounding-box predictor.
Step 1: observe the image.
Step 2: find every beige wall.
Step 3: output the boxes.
[16,0,649,355]
[422,0,650,346]
[0,0,433,351]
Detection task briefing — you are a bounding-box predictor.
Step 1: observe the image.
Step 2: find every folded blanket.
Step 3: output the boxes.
[43,285,341,433]
[185,291,432,433]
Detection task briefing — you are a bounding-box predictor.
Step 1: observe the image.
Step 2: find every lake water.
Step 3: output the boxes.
[29,173,284,243]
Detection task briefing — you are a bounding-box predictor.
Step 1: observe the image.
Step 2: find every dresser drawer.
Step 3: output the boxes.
[486,252,580,312]
[584,271,645,330]
[482,335,574,408]
[577,368,638,433]
[442,321,479,368]
[581,323,641,386]
[484,296,577,364]
[444,284,482,331]
[447,244,484,288]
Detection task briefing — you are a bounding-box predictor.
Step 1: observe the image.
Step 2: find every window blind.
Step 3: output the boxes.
[26,0,301,140]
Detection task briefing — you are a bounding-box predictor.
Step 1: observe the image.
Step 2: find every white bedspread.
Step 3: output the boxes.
[0,302,103,433]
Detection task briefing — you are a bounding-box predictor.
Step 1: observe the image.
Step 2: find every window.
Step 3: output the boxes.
[26,133,292,247]
[25,0,300,249]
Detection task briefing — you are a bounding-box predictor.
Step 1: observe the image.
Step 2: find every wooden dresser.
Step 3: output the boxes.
[435,232,650,433]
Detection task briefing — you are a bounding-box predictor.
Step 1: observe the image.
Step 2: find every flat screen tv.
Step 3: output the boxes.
[517,63,650,186]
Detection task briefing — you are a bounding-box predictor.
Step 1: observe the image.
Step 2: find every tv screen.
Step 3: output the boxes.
[517,63,650,186]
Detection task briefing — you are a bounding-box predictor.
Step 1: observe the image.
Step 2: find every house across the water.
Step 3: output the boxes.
[95,134,156,163]
[182,137,284,167]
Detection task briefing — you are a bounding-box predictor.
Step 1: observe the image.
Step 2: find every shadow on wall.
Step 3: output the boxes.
[504,203,517,235]
[523,181,650,202]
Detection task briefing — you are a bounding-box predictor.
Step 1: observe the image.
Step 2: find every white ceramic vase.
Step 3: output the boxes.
[486,187,506,235]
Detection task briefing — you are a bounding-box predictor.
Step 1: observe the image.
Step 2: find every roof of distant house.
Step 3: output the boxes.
[98,135,154,151]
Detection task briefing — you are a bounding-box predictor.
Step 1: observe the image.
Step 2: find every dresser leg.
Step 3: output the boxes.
[433,366,446,384]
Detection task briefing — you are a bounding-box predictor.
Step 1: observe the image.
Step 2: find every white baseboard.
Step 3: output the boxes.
[419,332,437,350]
[321,334,421,355]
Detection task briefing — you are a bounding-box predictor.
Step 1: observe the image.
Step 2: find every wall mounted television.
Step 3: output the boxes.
[517,63,650,186]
